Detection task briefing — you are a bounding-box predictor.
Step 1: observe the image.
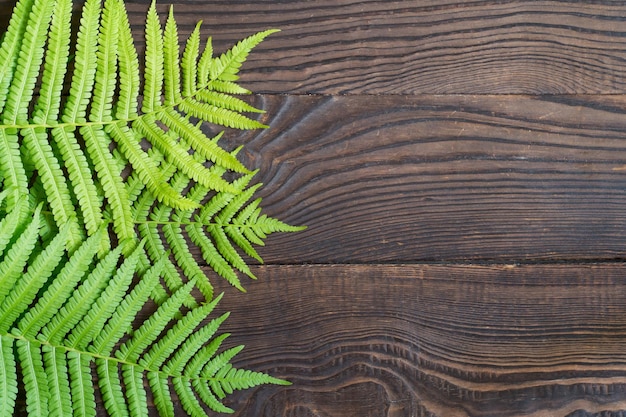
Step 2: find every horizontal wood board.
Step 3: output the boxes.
[209,264,626,417]
[224,94,626,263]
[121,0,626,95]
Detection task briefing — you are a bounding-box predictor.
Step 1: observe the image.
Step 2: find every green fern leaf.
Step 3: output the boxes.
[176,375,232,416]
[178,98,268,130]
[122,362,149,417]
[163,6,182,105]
[182,22,202,98]
[66,240,143,350]
[0,219,70,334]
[90,257,164,354]
[22,127,82,250]
[97,357,130,417]
[142,0,164,114]
[0,205,290,416]
[17,226,106,339]
[116,280,195,363]
[0,0,304,304]
[32,0,70,125]
[114,0,140,120]
[39,244,124,345]
[148,371,176,417]
[62,0,100,124]
[51,126,104,241]
[136,143,304,296]
[209,29,279,84]
[67,351,96,417]
[140,294,223,370]
[0,129,27,211]
[17,338,49,417]
[0,1,301,415]
[0,203,42,304]
[42,343,72,417]
[0,0,280,248]
[2,0,55,125]
[0,335,17,416]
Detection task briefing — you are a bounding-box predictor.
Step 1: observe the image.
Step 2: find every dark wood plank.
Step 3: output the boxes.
[3,0,623,94]
[110,0,626,95]
[211,94,626,264]
[210,263,626,417]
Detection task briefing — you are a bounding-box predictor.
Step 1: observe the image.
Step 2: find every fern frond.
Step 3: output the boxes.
[51,126,104,240]
[116,280,195,363]
[0,0,281,250]
[135,142,304,296]
[89,0,119,124]
[0,204,289,416]
[0,1,300,415]
[140,293,223,369]
[190,177,305,288]
[66,240,143,350]
[0,0,304,313]
[90,257,164,354]
[160,110,248,173]
[0,194,32,252]
[17,226,106,339]
[212,366,291,399]
[80,124,135,244]
[178,98,267,130]
[0,129,27,210]
[123,362,149,417]
[39,244,124,344]
[0,0,34,113]
[96,357,129,417]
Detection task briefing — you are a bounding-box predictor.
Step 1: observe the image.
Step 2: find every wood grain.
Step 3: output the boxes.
[209,263,626,417]
[212,94,626,264]
[121,0,626,95]
[1,0,622,94]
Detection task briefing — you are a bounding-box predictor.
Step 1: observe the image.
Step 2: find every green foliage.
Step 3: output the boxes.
[0,0,302,415]
[0,0,299,294]
[0,196,289,416]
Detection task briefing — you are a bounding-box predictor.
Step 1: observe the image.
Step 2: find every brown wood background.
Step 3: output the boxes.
[8,0,626,416]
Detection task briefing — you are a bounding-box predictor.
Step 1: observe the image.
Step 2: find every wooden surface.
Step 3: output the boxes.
[8,0,626,416]
[195,2,626,416]
[213,264,626,417]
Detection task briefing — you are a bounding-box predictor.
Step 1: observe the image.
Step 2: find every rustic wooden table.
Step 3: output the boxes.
[6,0,626,416]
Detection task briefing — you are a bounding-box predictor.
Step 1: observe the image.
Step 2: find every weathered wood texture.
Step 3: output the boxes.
[117,1,626,95]
[225,94,626,264]
[189,1,626,413]
[209,264,626,417]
